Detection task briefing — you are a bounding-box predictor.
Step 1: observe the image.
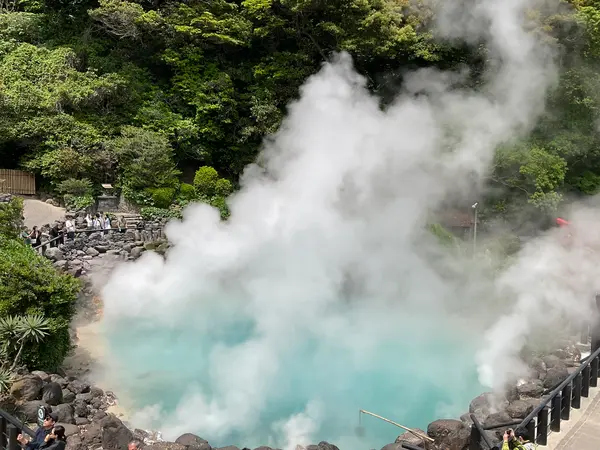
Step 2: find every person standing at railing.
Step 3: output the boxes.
[64,217,75,240]
[103,214,111,235]
[29,226,42,248]
[502,429,536,450]
[21,227,31,245]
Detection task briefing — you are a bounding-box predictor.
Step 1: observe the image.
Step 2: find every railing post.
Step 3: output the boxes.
[591,356,599,387]
[526,420,536,444]
[591,295,600,353]
[573,373,582,408]
[536,406,549,445]
[583,365,591,397]
[551,395,561,432]
[562,383,572,419]
[469,420,481,450]
[7,425,17,450]
[0,416,6,450]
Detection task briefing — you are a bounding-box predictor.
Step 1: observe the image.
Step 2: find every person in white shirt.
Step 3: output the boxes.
[103,215,111,234]
[85,214,93,229]
[65,217,76,240]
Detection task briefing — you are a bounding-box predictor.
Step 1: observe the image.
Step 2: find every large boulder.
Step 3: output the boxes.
[483,411,511,429]
[148,444,188,450]
[507,400,535,419]
[69,380,90,394]
[65,434,85,450]
[18,401,49,422]
[427,419,470,450]
[101,414,134,450]
[42,382,64,406]
[381,445,403,450]
[175,434,210,450]
[45,247,64,262]
[73,399,88,417]
[542,355,562,369]
[10,375,43,401]
[469,392,494,420]
[62,389,76,404]
[544,366,569,390]
[517,380,544,398]
[395,429,429,447]
[306,443,339,450]
[31,371,51,382]
[53,403,75,424]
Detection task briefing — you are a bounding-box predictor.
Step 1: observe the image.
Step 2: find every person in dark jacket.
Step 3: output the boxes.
[17,412,57,450]
[39,425,66,450]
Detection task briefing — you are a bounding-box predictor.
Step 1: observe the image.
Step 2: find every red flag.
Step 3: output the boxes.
[556,217,570,227]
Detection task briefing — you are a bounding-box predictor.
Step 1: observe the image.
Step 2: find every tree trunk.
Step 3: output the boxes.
[9,340,26,372]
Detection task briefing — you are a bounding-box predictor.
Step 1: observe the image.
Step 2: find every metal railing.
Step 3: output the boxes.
[512,345,600,446]
[31,226,132,252]
[0,409,35,450]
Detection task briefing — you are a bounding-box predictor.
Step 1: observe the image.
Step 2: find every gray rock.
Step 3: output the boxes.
[90,386,104,398]
[75,392,93,403]
[101,414,134,450]
[31,371,50,382]
[10,375,43,401]
[75,417,89,425]
[381,445,403,450]
[544,366,569,389]
[73,399,88,417]
[70,259,83,267]
[517,380,544,398]
[483,411,511,428]
[53,403,75,424]
[147,444,188,450]
[175,435,211,450]
[18,400,49,422]
[57,423,79,437]
[86,247,100,257]
[65,434,84,450]
[69,379,90,394]
[427,419,470,450]
[395,429,428,447]
[94,245,109,253]
[42,382,63,406]
[507,400,535,419]
[50,375,68,388]
[131,246,145,258]
[45,247,64,262]
[53,260,68,270]
[306,443,339,450]
[542,355,561,369]
[62,389,76,404]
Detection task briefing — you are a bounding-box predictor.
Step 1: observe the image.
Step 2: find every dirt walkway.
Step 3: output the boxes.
[22,198,65,229]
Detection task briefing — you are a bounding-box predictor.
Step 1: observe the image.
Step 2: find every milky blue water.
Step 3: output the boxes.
[105,314,483,450]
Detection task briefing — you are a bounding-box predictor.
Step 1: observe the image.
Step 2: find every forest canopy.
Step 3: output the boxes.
[1,0,600,227]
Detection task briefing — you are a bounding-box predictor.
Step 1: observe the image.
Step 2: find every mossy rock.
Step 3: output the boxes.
[143,242,158,251]
[156,243,169,255]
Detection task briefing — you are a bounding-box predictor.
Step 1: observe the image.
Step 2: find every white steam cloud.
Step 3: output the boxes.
[97,0,598,447]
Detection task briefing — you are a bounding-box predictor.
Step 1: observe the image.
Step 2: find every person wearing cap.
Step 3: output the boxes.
[17,412,58,450]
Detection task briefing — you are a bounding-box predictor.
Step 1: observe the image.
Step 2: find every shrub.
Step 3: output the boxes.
[111,126,180,196]
[148,187,176,208]
[0,237,79,371]
[193,166,219,197]
[63,194,95,211]
[0,197,24,239]
[179,183,196,201]
[140,206,182,221]
[214,178,233,196]
[57,178,93,196]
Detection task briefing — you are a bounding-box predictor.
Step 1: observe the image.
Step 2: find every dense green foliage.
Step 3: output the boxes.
[0,0,600,224]
[0,199,80,371]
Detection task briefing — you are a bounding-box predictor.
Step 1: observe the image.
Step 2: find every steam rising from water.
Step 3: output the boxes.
[97,0,592,448]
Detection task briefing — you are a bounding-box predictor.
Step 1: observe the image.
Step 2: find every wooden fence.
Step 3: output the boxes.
[0,169,35,195]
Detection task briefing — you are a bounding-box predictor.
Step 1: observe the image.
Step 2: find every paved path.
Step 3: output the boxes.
[22,198,65,229]
[546,384,600,450]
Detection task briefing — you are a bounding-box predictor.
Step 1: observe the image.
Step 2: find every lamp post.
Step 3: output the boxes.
[472,202,478,255]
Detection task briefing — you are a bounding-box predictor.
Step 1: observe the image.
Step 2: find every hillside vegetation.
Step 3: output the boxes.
[0,0,600,224]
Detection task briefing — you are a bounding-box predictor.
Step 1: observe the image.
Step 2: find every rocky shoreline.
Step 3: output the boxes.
[0,340,586,450]
[18,213,589,450]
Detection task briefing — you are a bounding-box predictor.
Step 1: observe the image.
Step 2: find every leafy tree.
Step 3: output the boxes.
[0,314,50,372]
[0,197,24,239]
[110,126,181,201]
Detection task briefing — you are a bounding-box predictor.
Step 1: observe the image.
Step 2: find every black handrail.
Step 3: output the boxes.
[515,344,600,445]
[0,409,35,437]
[470,414,494,450]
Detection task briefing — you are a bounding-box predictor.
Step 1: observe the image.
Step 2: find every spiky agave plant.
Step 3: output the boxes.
[0,369,13,394]
[0,315,50,372]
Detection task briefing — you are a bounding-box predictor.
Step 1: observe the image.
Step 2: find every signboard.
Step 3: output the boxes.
[37,405,47,427]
